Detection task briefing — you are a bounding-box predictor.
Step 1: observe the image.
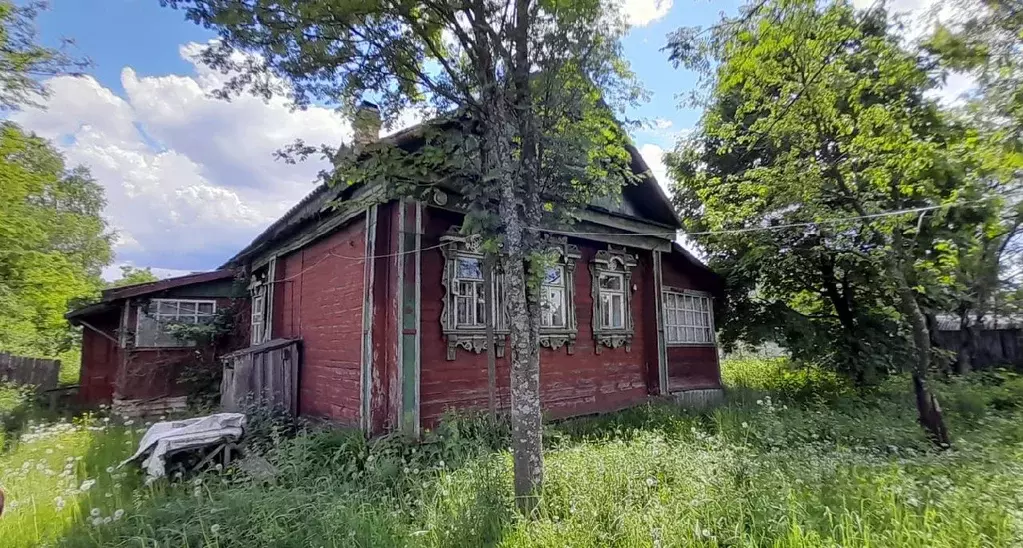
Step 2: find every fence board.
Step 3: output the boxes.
[220,339,300,414]
[0,352,60,390]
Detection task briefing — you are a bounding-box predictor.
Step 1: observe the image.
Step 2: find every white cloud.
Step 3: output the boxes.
[621,0,673,27]
[652,118,673,130]
[12,42,353,272]
[638,143,670,196]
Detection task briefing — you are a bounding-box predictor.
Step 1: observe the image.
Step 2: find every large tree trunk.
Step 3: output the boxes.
[890,234,951,448]
[484,255,498,421]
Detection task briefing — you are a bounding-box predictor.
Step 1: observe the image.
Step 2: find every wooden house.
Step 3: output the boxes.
[220,104,724,434]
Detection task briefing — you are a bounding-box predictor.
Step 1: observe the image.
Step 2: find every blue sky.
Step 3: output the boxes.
[13,0,942,280]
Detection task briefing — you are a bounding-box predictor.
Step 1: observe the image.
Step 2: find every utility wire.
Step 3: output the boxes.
[531,202,977,239]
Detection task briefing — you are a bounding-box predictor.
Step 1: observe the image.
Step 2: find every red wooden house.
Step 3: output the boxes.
[67,270,246,414]
[221,105,724,435]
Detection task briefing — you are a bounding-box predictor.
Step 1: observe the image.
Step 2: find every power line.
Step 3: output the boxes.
[531,202,976,239]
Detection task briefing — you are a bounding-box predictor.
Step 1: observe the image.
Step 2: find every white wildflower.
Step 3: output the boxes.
[91,517,103,527]
[210,524,221,534]
[741,422,749,429]
[80,479,96,491]
[90,508,101,518]
[106,466,115,474]
[114,509,125,521]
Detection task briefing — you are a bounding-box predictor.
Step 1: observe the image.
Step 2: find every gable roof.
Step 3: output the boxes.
[222,116,682,268]
[66,270,237,322]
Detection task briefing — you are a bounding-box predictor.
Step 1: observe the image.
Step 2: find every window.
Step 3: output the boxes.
[537,241,580,353]
[663,290,714,345]
[135,299,216,348]
[440,230,509,360]
[597,272,625,329]
[249,258,275,345]
[590,246,637,353]
[250,284,266,345]
[540,266,567,329]
[454,256,487,329]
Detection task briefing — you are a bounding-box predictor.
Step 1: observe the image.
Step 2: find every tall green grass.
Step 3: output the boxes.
[4,362,1023,547]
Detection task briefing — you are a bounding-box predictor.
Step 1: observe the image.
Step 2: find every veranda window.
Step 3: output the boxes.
[135,299,216,348]
[663,290,714,345]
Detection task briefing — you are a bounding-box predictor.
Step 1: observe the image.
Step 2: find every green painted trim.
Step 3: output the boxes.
[399,200,421,435]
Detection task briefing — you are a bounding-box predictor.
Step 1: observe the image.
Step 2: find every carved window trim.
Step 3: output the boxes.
[538,240,581,354]
[590,246,637,353]
[440,231,507,360]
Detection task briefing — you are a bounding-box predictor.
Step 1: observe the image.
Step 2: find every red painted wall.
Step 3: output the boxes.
[117,296,243,401]
[79,308,121,404]
[418,209,656,427]
[660,254,722,391]
[275,216,367,425]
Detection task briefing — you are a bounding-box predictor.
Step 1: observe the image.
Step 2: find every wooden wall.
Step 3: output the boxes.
[274,215,367,425]
[417,209,661,427]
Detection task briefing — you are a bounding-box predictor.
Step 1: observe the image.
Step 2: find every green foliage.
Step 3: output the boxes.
[106,266,159,289]
[722,357,854,405]
[0,1,89,111]
[0,365,1010,547]
[665,0,1014,383]
[0,122,113,358]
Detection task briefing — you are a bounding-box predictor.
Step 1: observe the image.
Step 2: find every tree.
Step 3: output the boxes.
[162,0,641,509]
[665,0,1007,446]
[0,122,113,357]
[924,0,1023,372]
[108,266,160,289]
[0,0,89,111]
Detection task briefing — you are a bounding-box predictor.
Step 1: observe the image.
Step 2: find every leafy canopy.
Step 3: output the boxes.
[666,0,1011,380]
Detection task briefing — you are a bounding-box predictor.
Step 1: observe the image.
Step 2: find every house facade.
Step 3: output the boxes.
[222,107,724,435]
[70,106,723,431]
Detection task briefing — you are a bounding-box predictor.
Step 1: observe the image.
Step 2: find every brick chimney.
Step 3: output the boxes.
[353,101,381,148]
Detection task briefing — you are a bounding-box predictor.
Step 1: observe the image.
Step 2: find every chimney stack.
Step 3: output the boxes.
[353,101,381,148]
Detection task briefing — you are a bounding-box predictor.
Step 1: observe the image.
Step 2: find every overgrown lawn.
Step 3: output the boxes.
[3,363,1023,547]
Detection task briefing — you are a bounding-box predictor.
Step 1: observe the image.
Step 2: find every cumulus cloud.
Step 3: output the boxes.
[12,42,353,271]
[621,0,673,27]
[638,143,670,195]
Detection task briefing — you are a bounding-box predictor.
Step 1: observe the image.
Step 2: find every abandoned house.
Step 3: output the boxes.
[67,270,247,415]
[70,103,724,431]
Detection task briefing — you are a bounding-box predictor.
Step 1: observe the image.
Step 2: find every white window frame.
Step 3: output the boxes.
[249,258,275,345]
[662,289,715,346]
[250,284,267,345]
[597,271,627,330]
[135,298,217,348]
[590,246,637,353]
[452,255,491,330]
[540,265,568,329]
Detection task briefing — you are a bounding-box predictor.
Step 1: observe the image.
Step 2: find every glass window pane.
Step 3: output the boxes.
[198,302,215,315]
[157,301,177,315]
[456,297,469,326]
[544,267,563,287]
[178,302,196,315]
[611,295,623,328]
[600,273,622,291]
[457,257,482,280]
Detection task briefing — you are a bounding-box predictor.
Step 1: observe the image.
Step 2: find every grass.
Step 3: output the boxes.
[2,362,1023,547]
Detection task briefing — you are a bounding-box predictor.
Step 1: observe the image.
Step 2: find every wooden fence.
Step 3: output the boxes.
[220,338,300,415]
[0,352,60,390]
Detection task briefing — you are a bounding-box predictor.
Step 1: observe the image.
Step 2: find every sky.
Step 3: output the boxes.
[10,0,958,281]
